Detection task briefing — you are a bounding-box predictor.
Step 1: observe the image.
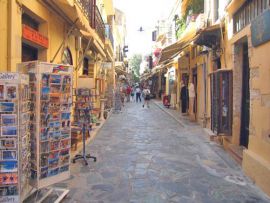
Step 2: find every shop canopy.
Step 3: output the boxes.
[194,24,223,48]
[158,22,198,65]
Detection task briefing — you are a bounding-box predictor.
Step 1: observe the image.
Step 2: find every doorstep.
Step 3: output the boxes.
[223,136,244,165]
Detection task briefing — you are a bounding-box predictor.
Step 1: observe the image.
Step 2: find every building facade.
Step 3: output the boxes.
[0,0,115,113]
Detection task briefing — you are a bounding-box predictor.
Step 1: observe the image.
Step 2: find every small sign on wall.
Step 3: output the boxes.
[251,9,270,47]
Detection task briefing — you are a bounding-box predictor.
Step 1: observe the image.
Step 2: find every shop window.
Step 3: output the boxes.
[210,71,232,135]
[62,48,73,65]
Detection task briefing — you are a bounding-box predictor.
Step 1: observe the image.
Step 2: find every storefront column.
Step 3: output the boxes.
[7,0,22,71]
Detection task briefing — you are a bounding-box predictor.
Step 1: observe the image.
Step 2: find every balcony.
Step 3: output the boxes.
[105,24,114,48]
[76,0,105,41]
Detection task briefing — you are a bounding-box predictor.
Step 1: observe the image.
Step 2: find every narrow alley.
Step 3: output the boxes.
[60,102,270,203]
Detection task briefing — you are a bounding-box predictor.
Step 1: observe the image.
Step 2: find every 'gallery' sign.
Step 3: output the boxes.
[0,73,19,81]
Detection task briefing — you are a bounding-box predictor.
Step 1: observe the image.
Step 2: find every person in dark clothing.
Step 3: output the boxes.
[180,82,188,113]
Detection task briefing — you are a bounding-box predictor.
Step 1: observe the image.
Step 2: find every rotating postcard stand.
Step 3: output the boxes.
[72,88,96,165]
[0,73,31,203]
[17,61,72,202]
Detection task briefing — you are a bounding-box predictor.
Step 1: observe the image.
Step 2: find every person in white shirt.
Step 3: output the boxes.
[135,87,141,102]
[142,87,151,108]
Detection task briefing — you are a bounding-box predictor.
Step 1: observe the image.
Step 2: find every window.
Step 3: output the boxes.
[83,58,89,75]
[22,13,39,31]
[61,48,73,65]
[233,0,270,33]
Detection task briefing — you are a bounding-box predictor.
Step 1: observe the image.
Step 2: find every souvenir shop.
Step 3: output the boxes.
[0,61,98,203]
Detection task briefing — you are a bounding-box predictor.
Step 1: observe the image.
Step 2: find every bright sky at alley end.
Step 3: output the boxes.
[114,0,176,57]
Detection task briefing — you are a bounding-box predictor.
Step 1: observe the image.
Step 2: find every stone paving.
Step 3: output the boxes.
[58,102,270,203]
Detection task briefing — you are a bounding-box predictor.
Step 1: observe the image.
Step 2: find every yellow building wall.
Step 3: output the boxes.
[0,0,8,71]
[225,7,270,195]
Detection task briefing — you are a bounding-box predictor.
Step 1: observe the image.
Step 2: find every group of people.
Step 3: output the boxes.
[121,85,151,108]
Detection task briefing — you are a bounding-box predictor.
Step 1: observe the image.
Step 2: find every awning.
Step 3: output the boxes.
[158,22,198,65]
[158,38,194,65]
[194,24,223,48]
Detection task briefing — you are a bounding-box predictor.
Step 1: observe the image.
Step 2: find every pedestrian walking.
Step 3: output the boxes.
[130,86,135,102]
[126,85,132,102]
[180,81,188,114]
[135,86,141,102]
[142,87,151,108]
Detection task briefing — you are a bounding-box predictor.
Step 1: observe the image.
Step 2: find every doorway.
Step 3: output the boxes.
[240,41,250,148]
[22,43,38,62]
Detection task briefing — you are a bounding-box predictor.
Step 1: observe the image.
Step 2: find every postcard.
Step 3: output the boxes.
[1,114,16,126]
[0,102,15,112]
[0,185,18,196]
[48,158,59,168]
[62,75,71,86]
[40,154,49,167]
[61,112,71,120]
[40,166,48,179]
[5,85,17,100]
[2,151,17,160]
[0,173,18,185]
[40,141,49,153]
[1,126,17,137]
[41,87,50,100]
[21,101,31,112]
[20,112,30,124]
[59,155,69,165]
[60,139,70,149]
[49,151,59,160]
[49,141,60,151]
[49,131,61,141]
[40,128,49,141]
[0,84,4,100]
[48,121,61,128]
[0,161,17,172]
[42,74,50,87]
[0,139,16,149]
[59,165,69,173]
[59,149,69,157]
[48,167,59,177]
[50,84,61,93]
[30,169,37,179]
[50,74,61,84]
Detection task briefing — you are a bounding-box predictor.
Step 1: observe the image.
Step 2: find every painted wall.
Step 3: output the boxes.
[225,4,270,196]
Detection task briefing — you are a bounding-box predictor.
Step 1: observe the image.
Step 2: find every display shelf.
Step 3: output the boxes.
[17,61,73,190]
[0,73,31,203]
[72,88,96,165]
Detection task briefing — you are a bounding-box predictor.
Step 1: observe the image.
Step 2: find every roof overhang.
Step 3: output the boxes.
[194,24,223,48]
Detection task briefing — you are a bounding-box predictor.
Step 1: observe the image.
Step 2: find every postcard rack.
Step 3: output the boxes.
[72,88,96,165]
[17,61,73,190]
[0,73,31,203]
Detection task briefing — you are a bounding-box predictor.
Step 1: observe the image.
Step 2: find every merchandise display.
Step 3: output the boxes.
[17,61,73,189]
[72,88,96,165]
[0,73,31,203]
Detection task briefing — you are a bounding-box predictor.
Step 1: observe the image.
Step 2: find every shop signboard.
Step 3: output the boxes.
[251,9,270,47]
[22,24,49,48]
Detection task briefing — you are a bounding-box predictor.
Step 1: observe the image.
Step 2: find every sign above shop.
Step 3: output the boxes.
[22,24,49,48]
[251,10,270,47]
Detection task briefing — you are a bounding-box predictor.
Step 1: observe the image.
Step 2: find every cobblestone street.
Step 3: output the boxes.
[60,102,270,203]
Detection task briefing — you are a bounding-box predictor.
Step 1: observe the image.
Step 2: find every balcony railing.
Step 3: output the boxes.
[105,24,114,47]
[93,5,105,41]
[76,0,105,41]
